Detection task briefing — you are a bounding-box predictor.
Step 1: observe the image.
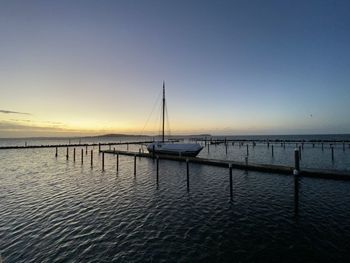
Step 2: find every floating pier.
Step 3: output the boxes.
[101,149,350,181]
[0,141,154,150]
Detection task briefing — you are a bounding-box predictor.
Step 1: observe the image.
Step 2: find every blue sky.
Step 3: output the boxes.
[0,0,349,137]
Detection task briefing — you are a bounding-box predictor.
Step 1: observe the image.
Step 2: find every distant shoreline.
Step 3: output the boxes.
[1,133,350,140]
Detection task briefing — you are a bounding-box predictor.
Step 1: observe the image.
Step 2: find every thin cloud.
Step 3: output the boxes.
[0,109,31,115]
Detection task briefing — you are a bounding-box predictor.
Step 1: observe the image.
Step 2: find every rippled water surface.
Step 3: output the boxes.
[1,137,350,262]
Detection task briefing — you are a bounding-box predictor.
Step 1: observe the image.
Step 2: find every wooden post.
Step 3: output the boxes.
[102,152,105,171]
[116,153,119,172]
[90,150,93,167]
[267,141,270,148]
[98,143,101,153]
[229,164,233,199]
[331,147,334,162]
[245,156,248,168]
[66,147,69,160]
[298,146,302,160]
[152,145,155,159]
[55,147,58,157]
[225,143,227,155]
[294,149,300,172]
[271,145,274,157]
[81,148,83,164]
[186,159,190,190]
[85,145,88,154]
[73,148,76,162]
[134,155,136,176]
[246,144,249,156]
[156,156,159,185]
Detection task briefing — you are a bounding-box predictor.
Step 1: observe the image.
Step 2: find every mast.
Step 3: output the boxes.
[162,81,165,143]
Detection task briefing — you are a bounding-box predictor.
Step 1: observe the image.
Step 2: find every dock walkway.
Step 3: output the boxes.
[101,150,350,181]
[0,141,153,150]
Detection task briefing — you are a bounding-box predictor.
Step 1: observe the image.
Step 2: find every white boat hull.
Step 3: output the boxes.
[147,142,203,157]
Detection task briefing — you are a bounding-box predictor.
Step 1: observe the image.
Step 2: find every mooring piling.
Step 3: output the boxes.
[343,142,345,151]
[294,149,300,173]
[102,152,105,171]
[229,164,233,199]
[55,147,58,157]
[246,144,249,156]
[90,150,93,167]
[186,158,190,190]
[322,143,324,151]
[98,143,101,153]
[66,147,69,160]
[116,153,119,172]
[134,155,137,176]
[271,145,274,157]
[298,146,302,161]
[331,147,334,162]
[85,145,88,154]
[156,156,159,185]
[73,148,76,162]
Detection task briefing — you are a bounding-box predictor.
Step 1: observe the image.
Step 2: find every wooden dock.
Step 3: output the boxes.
[0,141,153,150]
[101,149,350,181]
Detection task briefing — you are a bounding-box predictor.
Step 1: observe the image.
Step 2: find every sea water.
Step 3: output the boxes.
[1,135,350,262]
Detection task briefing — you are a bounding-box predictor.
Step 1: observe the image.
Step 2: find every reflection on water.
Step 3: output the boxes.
[1,139,350,262]
[294,175,299,220]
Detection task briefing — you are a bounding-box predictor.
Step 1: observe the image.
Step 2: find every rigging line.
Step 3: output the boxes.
[165,102,171,137]
[140,91,162,136]
[160,101,163,137]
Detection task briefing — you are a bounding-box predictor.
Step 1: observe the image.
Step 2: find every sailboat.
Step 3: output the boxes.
[147,82,203,157]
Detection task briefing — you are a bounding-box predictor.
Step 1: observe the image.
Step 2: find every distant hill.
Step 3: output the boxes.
[87,134,150,138]
[88,134,212,138]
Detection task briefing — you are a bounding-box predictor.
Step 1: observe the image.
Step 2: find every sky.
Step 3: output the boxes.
[0,0,350,137]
